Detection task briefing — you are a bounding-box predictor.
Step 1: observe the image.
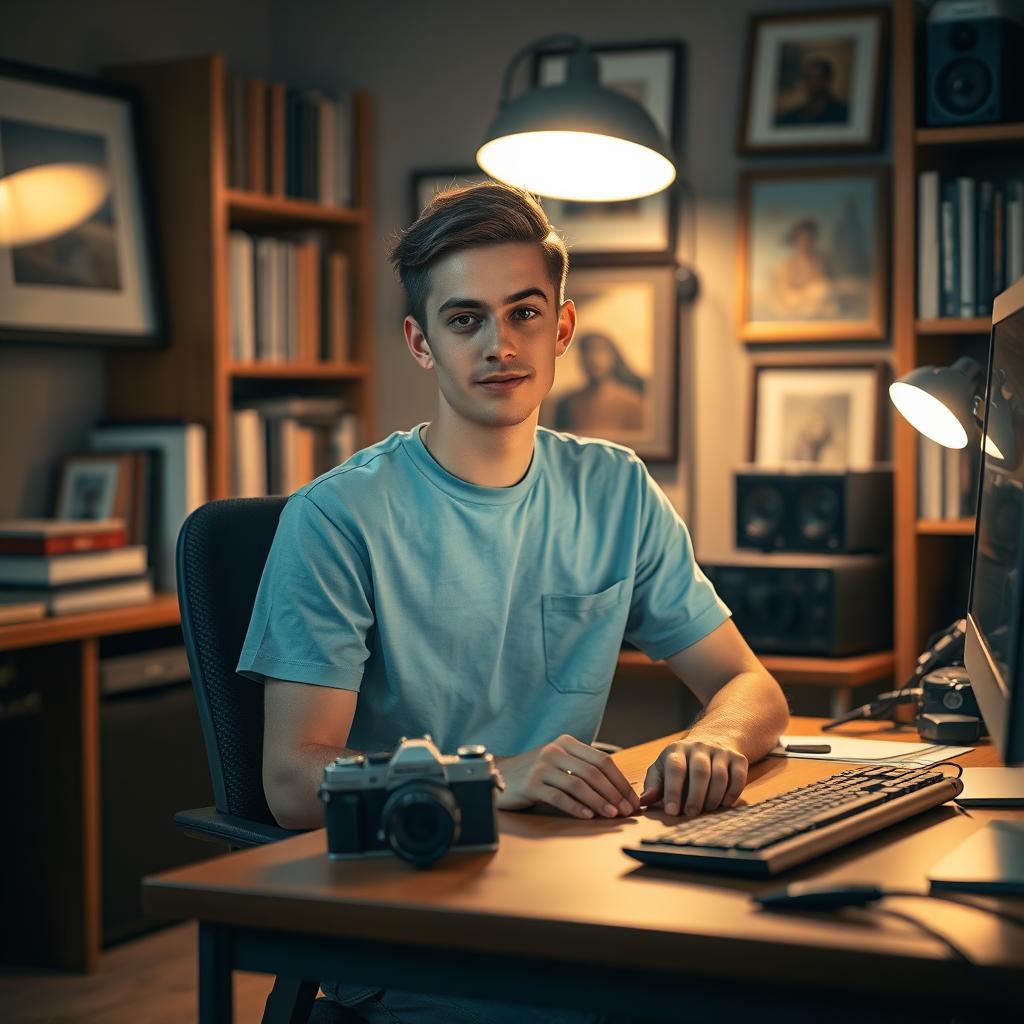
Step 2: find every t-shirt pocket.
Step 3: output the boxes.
[542,579,630,694]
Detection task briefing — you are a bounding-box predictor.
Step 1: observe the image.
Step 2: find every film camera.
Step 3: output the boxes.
[319,736,504,867]
[917,666,985,744]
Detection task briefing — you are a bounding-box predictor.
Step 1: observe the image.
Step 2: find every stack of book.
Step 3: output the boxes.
[224,73,354,206]
[917,437,980,522]
[917,171,1024,319]
[231,396,361,497]
[0,519,153,620]
[228,230,350,364]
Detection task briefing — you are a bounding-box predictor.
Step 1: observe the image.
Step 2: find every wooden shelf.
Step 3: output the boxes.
[0,593,180,653]
[917,517,975,536]
[915,122,1024,149]
[617,649,895,688]
[226,189,367,227]
[915,316,990,335]
[228,361,368,380]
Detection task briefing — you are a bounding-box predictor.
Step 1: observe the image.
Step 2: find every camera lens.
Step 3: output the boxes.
[381,782,461,867]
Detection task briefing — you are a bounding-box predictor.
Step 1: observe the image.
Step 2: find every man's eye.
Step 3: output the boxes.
[512,307,539,321]
[450,314,479,329]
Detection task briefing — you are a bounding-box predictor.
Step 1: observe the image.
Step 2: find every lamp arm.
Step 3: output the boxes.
[498,34,587,105]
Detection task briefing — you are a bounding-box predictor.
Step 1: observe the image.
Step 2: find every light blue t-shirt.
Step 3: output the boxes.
[237,425,730,756]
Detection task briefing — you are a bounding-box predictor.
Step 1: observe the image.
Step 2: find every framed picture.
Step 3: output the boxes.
[532,41,682,261]
[55,452,135,522]
[0,60,164,346]
[738,166,888,342]
[750,360,888,468]
[410,168,491,223]
[738,7,887,155]
[539,264,678,461]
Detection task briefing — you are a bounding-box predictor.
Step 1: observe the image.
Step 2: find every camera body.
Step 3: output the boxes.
[916,666,985,743]
[319,736,503,867]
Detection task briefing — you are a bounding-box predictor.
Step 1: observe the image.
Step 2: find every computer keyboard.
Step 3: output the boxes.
[622,764,964,877]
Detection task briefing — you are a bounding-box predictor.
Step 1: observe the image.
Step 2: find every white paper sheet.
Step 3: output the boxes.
[769,734,974,768]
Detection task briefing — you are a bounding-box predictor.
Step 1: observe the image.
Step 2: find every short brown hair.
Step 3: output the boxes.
[388,181,569,329]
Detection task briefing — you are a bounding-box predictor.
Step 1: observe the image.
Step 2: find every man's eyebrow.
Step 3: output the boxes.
[437,287,550,316]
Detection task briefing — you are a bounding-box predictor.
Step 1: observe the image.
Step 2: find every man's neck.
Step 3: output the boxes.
[421,408,537,488]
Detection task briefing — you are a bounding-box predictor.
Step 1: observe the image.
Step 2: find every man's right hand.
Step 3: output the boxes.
[495,734,641,819]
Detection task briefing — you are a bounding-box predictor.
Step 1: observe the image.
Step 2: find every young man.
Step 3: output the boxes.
[237,181,789,1022]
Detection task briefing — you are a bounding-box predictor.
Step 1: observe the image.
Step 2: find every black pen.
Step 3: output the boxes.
[785,743,832,754]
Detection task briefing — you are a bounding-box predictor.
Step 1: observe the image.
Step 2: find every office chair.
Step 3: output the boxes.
[175,496,356,1024]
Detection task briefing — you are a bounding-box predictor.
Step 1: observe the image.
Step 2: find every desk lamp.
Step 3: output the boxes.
[0,162,111,246]
[478,35,698,302]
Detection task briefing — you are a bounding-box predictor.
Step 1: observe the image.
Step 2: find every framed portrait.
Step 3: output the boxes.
[55,452,135,522]
[738,7,887,155]
[539,264,678,462]
[0,60,164,346]
[750,360,888,468]
[410,168,491,223]
[738,166,888,342]
[532,42,682,261]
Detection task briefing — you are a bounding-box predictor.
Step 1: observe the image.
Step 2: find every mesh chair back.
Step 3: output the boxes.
[176,496,287,823]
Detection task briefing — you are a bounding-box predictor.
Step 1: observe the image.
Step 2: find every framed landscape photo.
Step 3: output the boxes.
[750,360,888,468]
[0,60,164,346]
[410,168,490,223]
[55,451,135,521]
[532,41,682,261]
[539,263,678,461]
[738,166,888,342]
[738,7,887,155]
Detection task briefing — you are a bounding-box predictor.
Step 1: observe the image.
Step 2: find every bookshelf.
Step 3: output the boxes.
[892,0,1021,680]
[103,54,376,502]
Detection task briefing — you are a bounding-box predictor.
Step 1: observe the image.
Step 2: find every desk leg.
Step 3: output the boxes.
[199,922,233,1024]
[830,687,853,718]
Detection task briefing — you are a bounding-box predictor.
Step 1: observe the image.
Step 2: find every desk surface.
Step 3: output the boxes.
[145,718,1024,1008]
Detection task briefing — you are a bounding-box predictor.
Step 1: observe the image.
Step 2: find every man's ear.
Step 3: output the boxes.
[403,315,434,369]
[555,299,576,358]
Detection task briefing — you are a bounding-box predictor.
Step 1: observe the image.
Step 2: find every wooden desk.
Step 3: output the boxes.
[144,717,1024,1022]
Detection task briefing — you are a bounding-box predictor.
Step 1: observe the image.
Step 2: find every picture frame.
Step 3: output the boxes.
[55,451,135,522]
[539,263,679,462]
[749,359,888,468]
[532,41,683,262]
[0,59,165,346]
[738,7,888,155]
[737,165,889,343]
[410,167,491,223]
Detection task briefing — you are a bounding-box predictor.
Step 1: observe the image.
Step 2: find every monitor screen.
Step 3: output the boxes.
[966,277,1024,765]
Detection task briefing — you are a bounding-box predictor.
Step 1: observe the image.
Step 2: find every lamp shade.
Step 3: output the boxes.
[888,357,984,450]
[0,162,111,247]
[477,73,676,201]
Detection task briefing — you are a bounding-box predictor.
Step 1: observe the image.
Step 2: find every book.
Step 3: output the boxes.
[229,231,255,362]
[994,186,1005,297]
[268,81,286,195]
[334,92,354,206]
[957,176,975,318]
[232,408,268,497]
[977,180,994,317]
[917,170,940,319]
[1009,180,1024,286]
[324,250,351,361]
[0,601,46,626]
[0,575,155,617]
[918,437,944,520]
[89,422,207,593]
[245,78,266,193]
[940,182,959,318]
[0,518,127,556]
[0,546,147,587]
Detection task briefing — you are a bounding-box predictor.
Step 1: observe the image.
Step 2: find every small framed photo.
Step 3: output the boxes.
[533,42,682,261]
[738,7,887,155]
[539,263,678,462]
[55,452,135,521]
[750,360,888,468]
[0,60,164,346]
[410,168,490,223]
[738,166,888,342]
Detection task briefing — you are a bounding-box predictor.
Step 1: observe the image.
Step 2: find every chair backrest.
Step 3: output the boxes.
[176,496,287,823]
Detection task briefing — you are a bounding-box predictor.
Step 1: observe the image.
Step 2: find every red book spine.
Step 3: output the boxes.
[0,531,127,556]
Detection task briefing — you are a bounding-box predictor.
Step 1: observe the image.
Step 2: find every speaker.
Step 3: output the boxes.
[703,554,892,657]
[735,466,892,554]
[925,0,1024,127]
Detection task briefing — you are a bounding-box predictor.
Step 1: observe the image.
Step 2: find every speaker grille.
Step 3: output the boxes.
[936,57,993,116]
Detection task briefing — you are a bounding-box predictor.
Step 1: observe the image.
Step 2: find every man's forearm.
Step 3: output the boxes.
[264,741,361,830]
[684,670,789,763]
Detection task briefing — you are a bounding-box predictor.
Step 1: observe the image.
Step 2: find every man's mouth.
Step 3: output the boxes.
[477,373,528,391]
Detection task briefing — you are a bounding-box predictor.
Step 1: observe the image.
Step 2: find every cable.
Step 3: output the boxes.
[870,906,973,965]
[881,888,1024,930]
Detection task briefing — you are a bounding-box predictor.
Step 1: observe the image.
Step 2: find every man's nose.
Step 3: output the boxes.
[483,321,517,361]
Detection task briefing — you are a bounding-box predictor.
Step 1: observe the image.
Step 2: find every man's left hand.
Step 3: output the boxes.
[640,737,748,818]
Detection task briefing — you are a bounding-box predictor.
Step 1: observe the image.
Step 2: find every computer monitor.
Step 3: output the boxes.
[965,274,1024,766]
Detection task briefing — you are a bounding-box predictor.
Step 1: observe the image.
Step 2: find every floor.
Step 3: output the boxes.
[0,923,275,1024]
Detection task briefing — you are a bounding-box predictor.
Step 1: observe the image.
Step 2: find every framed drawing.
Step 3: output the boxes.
[55,451,135,521]
[410,168,490,223]
[0,60,164,345]
[738,166,888,342]
[738,7,887,155]
[750,360,888,468]
[532,41,682,261]
[539,263,678,461]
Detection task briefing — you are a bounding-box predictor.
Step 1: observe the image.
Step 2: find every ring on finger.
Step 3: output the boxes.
[565,768,574,777]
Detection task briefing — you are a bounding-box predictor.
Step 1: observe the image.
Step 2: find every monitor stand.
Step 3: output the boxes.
[928,819,1024,896]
